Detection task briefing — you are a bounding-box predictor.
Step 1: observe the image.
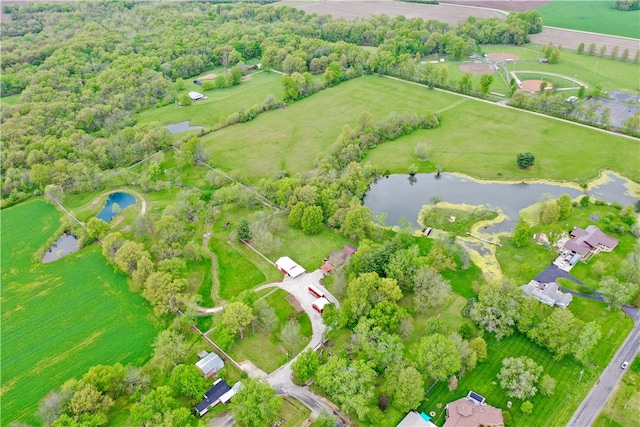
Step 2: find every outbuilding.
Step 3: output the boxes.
[189,91,206,101]
[195,352,225,378]
[312,297,331,314]
[275,256,306,278]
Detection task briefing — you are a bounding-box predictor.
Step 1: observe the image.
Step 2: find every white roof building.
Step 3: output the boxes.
[275,256,305,278]
[188,91,206,101]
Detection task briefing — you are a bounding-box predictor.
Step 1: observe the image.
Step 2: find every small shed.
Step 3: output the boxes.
[312,297,331,314]
[321,261,333,275]
[189,91,205,101]
[195,352,225,378]
[275,256,306,278]
[195,378,231,416]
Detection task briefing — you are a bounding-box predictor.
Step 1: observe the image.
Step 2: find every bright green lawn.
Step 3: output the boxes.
[423,309,631,427]
[280,396,312,426]
[363,83,640,183]
[136,71,283,128]
[1,200,158,427]
[0,94,20,106]
[209,237,267,300]
[536,0,640,39]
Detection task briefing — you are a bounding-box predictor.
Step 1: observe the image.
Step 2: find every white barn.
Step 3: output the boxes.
[275,256,305,278]
[188,91,206,101]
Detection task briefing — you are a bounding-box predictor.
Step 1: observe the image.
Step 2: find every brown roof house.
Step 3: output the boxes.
[444,391,504,427]
[521,280,573,308]
[563,225,619,262]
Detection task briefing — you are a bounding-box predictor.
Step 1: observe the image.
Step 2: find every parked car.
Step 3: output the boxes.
[621,361,629,369]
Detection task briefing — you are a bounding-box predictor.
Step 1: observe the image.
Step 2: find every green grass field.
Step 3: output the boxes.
[363,81,639,183]
[1,200,158,426]
[536,0,640,38]
[136,70,283,128]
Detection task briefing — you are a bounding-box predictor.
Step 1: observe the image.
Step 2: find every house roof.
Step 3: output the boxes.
[195,352,224,376]
[397,411,438,427]
[275,256,306,278]
[195,379,231,414]
[188,91,205,100]
[565,225,619,255]
[444,397,504,427]
[521,280,573,307]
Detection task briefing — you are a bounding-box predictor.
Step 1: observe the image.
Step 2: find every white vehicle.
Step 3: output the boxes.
[621,361,629,369]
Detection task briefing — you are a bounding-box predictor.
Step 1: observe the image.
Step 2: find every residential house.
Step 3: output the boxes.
[195,352,225,378]
[563,225,619,262]
[521,280,573,308]
[444,391,504,427]
[397,411,438,427]
[195,378,231,416]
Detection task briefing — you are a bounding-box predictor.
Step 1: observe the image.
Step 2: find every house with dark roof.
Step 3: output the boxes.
[563,225,619,262]
[195,352,225,378]
[444,391,504,427]
[521,280,573,308]
[195,378,231,416]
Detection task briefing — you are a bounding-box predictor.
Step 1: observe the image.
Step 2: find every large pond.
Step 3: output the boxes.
[42,232,79,263]
[364,172,638,233]
[97,192,137,222]
[165,120,203,134]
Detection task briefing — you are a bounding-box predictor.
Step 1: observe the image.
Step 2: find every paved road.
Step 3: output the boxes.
[568,318,640,427]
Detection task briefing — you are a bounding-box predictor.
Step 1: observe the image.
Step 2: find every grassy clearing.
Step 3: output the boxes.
[0,93,20,106]
[201,75,459,180]
[209,237,268,300]
[222,289,312,373]
[535,0,640,39]
[419,205,498,236]
[136,70,283,128]
[496,236,555,283]
[595,357,640,427]
[482,44,640,91]
[363,83,640,183]
[1,200,158,426]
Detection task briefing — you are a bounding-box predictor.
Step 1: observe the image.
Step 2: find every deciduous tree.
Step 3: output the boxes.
[412,333,461,382]
[393,366,424,413]
[87,217,110,240]
[413,266,451,313]
[599,276,638,309]
[221,302,255,339]
[498,356,543,399]
[231,379,281,427]
[170,364,208,400]
[291,349,320,384]
[470,280,521,339]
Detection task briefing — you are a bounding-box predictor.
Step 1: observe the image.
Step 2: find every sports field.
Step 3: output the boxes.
[536,0,640,38]
[1,200,158,426]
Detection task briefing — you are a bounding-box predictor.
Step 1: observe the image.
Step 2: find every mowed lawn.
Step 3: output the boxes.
[202,75,459,180]
[1,200,158,426]
[423,307,632,427]
[536,0,640,38]
[364,85,639,183]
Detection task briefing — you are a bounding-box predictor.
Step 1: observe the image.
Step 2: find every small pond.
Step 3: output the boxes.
[97,192,137,222]
[364,172,638,233]
[42,232,79,263]
[165,120,203,134]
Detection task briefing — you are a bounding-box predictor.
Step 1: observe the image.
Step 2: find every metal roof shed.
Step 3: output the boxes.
[195,352,225,378]
[275,256,306,278]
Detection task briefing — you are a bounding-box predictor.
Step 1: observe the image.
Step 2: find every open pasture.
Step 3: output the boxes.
[202,76,477,180]
[1,200,157,426]
[363,79,640,183]
[535,0,640,39]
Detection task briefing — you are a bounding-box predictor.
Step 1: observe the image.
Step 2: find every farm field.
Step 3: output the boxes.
[363,83,640,183]
[1,200,158,426]
[535,0,640,39]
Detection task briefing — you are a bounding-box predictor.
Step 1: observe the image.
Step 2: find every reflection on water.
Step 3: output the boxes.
[364,172,637,233]
[42,232,79,263]
[165,121,203,134]
[97,192,137,222]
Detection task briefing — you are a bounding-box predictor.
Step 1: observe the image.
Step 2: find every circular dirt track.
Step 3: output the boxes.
[487,53,520,62]
[459,62,495,75]
[521,80,552,92]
